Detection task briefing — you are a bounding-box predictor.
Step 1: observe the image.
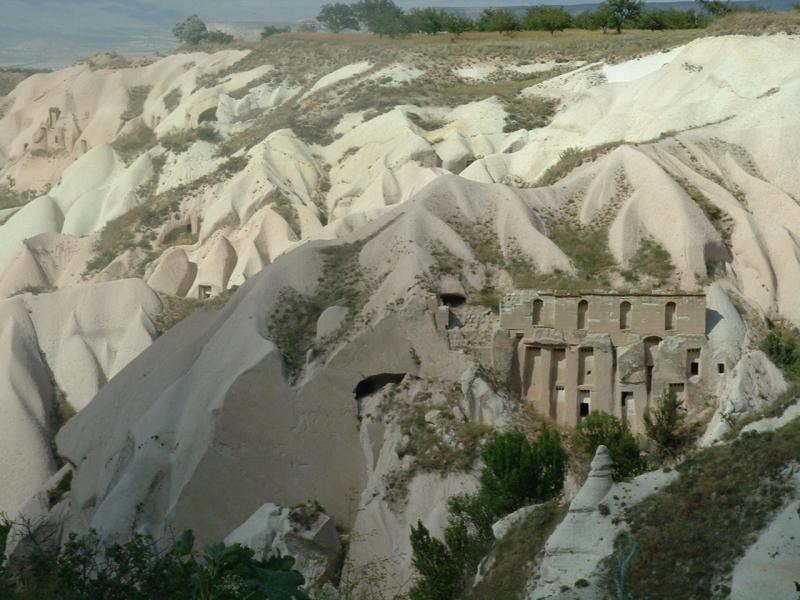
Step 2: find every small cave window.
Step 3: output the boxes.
[198,107,218,123]
[665,302,677,331]
[717,363,726,374]
[688,348,701,377]
[353,373,406,400]
[198,285,212,299]
[532,299,543,325]
[620,301,631,330]
[621,391,633,408]
[577,299,588,330]
[439,293,466,308]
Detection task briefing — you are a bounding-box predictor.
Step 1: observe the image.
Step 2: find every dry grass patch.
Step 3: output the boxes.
[706,10,800,35]
[467,501,567,600]
[621,418,800,599]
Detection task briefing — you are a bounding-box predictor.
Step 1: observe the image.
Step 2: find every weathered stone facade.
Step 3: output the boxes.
[500,291,719,433]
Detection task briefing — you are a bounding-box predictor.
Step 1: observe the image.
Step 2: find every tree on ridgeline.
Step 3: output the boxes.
[525,6,575,34]
[408,8,449,35]
[354,0,410,37]
[600,0,644,33]
[477,8,522,34]
[317,2,361,32]
[444,14,476,38]
[173,15,209,45]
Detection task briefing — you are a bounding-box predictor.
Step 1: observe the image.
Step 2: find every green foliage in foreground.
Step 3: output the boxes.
[0,528,307,600]
[574,411,646,480]
[410,429,567,600]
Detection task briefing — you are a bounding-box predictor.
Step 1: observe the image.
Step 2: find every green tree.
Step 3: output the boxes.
[524,6,574,34]
[408,429,567,600]
[697,0,733,17]
[574,412,645,480]
[574,9,607,29]
[480,428,567,515]
[477,8,521,33]
[408,8,448,35]
[600,0,644,33]
[644,389,687,458]
[317,3,360,32]
[172,15,208,45]
[355,0,409,36]
[443,14,475,37]
[409,522,462,600]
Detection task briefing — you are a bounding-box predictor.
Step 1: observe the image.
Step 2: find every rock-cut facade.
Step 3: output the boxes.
[500,290,719,433]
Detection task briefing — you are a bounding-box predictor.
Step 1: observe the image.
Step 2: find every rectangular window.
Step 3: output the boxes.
[718,363,725,374]
[198,285,212,299]
[621,391,633,407]
[687,348,701,377]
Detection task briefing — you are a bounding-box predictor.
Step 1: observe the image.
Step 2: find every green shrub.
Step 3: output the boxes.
[622,238,674,287]
[481,428,567,516]
[0,527,308,600]
[410,522,463,600]
[761,324,800,380]
[573,411,645,480]
[120,86,152,121]
[409,429,567,600]
[206,30,234,44]
[644,389,686,458]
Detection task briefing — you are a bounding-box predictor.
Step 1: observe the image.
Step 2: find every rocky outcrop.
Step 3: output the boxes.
[224,502,342,590]
[701,350,788,445]
[529,447,677,599]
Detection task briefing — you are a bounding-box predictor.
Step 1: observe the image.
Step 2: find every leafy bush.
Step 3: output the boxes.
[261,25,291,39]
[0,527,308,600]
[574,412,645,480]
[761,324,800,380]
[173,15,208,45]
[644,389,687,458]
[481,428,567,516]
[524,6,574,34]
[206,30,234,44]
[409,429,567,600]
[621,238,674,287]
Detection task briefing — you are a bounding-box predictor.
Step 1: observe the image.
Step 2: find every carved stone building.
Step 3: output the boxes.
[500,290,720,433]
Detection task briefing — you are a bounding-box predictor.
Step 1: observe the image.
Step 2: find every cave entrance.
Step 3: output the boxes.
[353,373,406,400]
[439,293,466,307]
[198,107,218,123]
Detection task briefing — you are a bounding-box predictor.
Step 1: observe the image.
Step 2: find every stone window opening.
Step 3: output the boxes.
[620,301,631,330]
[532,299,543,325]
[439,292,466,308]
[577,299,588,330]
[688,348,701,377]
[669,382,685,400]
[621,391,633,408]
[198,285,212,299]
[665,301,677,331]
[717,363,725,374]
[579,391,591,418]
